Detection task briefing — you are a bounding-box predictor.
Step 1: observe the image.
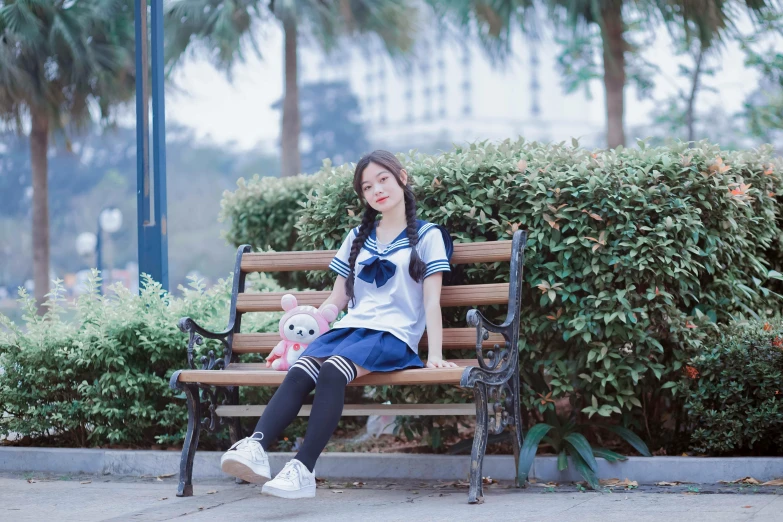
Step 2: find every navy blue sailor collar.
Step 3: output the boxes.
[355,219,454,288]
[362,219,453,259]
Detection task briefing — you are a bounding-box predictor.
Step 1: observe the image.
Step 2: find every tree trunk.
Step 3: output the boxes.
[686,45,705,143]
[601,1,626,148]
[30,109,50,315]
[280,17,301,178]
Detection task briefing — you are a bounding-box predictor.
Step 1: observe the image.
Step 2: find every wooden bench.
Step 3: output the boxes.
[169,230,527,504]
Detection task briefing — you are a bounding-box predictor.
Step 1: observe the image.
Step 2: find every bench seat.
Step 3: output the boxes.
[176,359,478,387]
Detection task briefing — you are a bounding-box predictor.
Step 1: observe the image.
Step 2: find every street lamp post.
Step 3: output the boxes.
[76,209,123,295]
[75,232,97,262]
[96,207,123,294]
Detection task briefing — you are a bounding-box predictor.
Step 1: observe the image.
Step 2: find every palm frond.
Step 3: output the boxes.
[0,0,136,127]
[165,0,421,75]
[52,9,90,79]
[0,1,44,39]
[548,0,782,48]
[164,0,265,74]
[427,0,538,65]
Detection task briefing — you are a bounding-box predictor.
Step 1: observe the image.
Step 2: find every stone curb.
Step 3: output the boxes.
[1,447,781,483]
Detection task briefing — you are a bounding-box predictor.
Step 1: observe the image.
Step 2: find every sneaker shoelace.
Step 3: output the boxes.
[229,433,265,460]
[279,462,301,483]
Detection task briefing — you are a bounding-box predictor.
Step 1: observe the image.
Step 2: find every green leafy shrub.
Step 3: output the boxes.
[222,139,783,437]
[517,412,652,489]
[683,320,783,455]
[220,172,323,252]
[220,172,326,289]
[0,273,280,448]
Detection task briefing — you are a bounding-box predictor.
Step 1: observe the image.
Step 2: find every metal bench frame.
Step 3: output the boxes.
[170,230,527,503]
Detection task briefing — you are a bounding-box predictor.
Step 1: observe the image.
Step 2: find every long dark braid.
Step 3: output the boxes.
[345,206,378,306]
[404,188,426,282]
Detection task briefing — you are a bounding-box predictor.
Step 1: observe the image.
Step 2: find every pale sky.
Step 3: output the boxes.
[164,18,758,153]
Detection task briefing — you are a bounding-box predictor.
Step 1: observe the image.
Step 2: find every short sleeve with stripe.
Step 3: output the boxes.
[329,228,357,278]
[418,225,453,278]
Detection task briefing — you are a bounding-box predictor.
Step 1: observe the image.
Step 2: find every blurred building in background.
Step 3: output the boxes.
[299,25,603,153]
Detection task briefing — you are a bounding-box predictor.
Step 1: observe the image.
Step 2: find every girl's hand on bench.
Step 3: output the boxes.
[426,358,458,369]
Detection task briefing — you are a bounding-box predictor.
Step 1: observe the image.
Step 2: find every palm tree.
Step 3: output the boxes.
[547,0,778,147]
[164,0,418,178]
[0,0,136,313]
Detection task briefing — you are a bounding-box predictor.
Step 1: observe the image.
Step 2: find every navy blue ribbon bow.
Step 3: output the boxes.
[357,255,396,287]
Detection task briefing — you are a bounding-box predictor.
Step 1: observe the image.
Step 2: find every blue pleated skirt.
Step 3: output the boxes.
[302,327,424,373]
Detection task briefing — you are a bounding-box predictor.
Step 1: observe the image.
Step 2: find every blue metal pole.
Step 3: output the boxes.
[135,0,150,290]
[134,0,169,292]
[150,0,169,290]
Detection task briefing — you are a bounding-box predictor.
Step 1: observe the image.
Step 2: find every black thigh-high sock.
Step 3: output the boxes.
[294,356,357,472]
[251,356,321,451]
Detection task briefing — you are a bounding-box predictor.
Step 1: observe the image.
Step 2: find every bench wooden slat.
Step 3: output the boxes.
[176,359,477,387]
[240,241,512,273]
[236,283,509,313]
[225,359,478,371]
[215,403,478,417]
[233,328,506,354]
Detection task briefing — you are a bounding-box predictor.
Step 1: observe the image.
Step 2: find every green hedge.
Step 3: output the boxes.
[220,172,326,290]
[220,172,323,252]
[683,320,783,455]
[5,140,782,453]
[222,140,783,433]
[0,273,281,448]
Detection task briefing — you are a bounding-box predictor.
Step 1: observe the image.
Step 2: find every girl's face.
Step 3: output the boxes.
[360,161,407,213]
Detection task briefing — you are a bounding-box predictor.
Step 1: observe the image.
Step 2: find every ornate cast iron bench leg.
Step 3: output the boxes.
[177,382,201,497]
[469,382,490,503]
[169,328,233,497]
[461,318,519,505]
[467,374,523,502]
[461,228,527,504]
[171,245,252,496]
[509,370,523,484]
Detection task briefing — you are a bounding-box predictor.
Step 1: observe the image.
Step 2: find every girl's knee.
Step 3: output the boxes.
[320,356,357,384]
[288,356,323,384]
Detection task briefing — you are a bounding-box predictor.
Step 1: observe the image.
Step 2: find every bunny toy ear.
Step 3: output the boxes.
[320,304,339,323]
[281,293,298,312]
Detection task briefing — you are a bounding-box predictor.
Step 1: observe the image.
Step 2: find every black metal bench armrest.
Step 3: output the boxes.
[177,316,232,372]
[460,308,518,388]
[460,230,527,389]
[178,317,232,340]
[467,307,510,334]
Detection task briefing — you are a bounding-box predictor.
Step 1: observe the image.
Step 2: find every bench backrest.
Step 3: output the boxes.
[224,230,527,360]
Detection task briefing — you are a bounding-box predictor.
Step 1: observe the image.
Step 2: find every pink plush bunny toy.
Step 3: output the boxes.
[265,294,339,371]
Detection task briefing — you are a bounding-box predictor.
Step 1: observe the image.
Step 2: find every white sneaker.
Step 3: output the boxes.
[261,459,316,499]
[220,432,271,484]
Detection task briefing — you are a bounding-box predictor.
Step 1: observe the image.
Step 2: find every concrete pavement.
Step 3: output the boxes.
[3,448,782,484]
[2,472,782,522]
